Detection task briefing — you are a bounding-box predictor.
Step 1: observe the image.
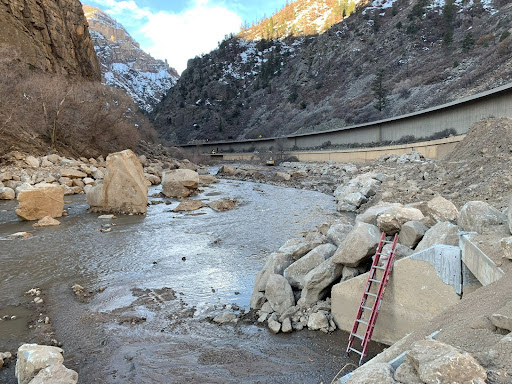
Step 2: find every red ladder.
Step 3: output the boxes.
[346,232,398,365]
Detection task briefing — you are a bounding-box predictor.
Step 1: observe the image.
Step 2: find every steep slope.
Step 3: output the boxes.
[83,5,179,112]
[152,0,512,145]
[0,0,100,80]
[240,0,358,40]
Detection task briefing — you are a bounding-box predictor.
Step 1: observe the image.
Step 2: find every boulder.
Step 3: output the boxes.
[490,300,512,332]
[46,154,61,164]
[326,222,353,246]
[161,169,199,198]
[213,311,238,324]
[208,199,238,212]
[249,292,266,310]
[394,360,423,384]
[427,196,458,223]
[376,207,424,235]
[406,339,487,384]
[268,320,281,334]
[217,165,236,175]
[199,175,218,185]
[28,364,78,384]
[341,266,359,282]
[307,311,329,331]
[278,238,321,261]
[25,156,40,168]
[15,344,64,384]
[33,216,61,227]
[172,200,204,212]
[275,172,291,181]
[300,258,344,305]
[283,244,337,289]
[346,363,397,384]
[16,184,65,221]
[265,274,295,315]
[399,221,429,248]
[334,173,381,212]
[416,222,459,252]
[500,237,512,260]
[458,201,504,234]
[332,222,381,267]
[252,252,295,294]
[356,202,403,226]
[281,317,293,333]
[0,186,15,200]
[86,150,148,214]
[60,168,87,179]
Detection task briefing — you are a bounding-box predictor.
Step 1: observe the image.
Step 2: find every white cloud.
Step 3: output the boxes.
[96,0,243,74]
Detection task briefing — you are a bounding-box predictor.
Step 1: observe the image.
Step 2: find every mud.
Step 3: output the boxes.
[0,178,382,383]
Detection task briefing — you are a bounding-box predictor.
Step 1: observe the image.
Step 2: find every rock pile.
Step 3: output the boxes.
[249,193,497,334]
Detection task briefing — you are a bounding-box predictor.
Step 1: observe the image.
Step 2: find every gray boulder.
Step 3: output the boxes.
[278,238,322,261]
[399,221,429,248]
[0,187,15,200]
[265,274,295,315]
[356,202,402,226]
[406,339,486,384]
[458,201,504,234]
[300,258,344,305]
[268,320,281,334]
[394,360,423,384]
[326,222,353,246]
[307,311,330,331]
[346,363,398,384]
[334,173,381,212]
[29,363,78,384]
[490,300,512,332]
[376,206,424,235]
[15,344,66,384]
[332,222,381,267]
[427,196,459,223]
[416,222,459,252]
[283,244,337,289]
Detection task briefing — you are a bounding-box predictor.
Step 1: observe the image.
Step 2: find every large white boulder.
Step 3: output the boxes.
[265,274,295,315]
[86,149,148,214]
[416,222,459,251]
[15,344,65,384]
[300,258,344,305]
[332,222,381,267]
[458,201,504,234]
[0,186,15,200]
[16,184,65,221]
[161,169,199,198]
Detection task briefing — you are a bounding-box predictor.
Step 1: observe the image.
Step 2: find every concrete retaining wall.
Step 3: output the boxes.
[331,246,462,345]
[460,234,505,286]
[180,82,512,154]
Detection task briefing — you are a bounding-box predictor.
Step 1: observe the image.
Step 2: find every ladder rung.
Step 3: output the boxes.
[349,347,363,355]
[356,319,368,325]
[369,278,381,283]
[374,266,386,270]
[352,333,364,340]
[362,305,373,311]
[366,292,378,297]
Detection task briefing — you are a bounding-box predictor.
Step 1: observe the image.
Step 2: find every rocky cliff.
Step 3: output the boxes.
[83,5,180,112]
[151,0,512,145]
[0,0,100,80]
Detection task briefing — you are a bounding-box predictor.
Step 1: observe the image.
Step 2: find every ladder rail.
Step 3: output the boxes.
[346,232,386,351]
[346,232,398,365]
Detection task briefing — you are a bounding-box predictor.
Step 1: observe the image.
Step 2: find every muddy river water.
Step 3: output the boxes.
[0,177,381,383]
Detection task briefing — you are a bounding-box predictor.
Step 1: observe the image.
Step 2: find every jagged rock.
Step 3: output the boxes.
[25,156,40,168]
[83,177,94,185]
[334,173,381,212]
[46,155,61,164]
[341,266,359,282]
[265,274,295,315]
[399,221,429,248]
[500,237,512,260]
[326,222,353,246]
[458,201,504,234]
[208,199,238,212]
[346,363,397,384]
[199,175,218,185]
[282,317,293,333]
[268,320,281,334]
[416,222,459,251]
[427,196,459,223]
[307,311,329,331]
[28,363,78,384]
[283,243,337,289]
[15,344,65,384]
[145,173,161,185]
[0,187,15,200]
[278,238,322,261]
[406,339,487,384]
[161,169,199,198]
[218,166,236,175]
[172,200,204,212]
[332,222,381,267]
[33,216,61,227]
[394,359,423,384]
[213,311,238,324]
[250,292,266,310]
[252,251,295,294]
[397,151,424,163]
[86,150,148,214]
[300,258,343,305]
[490,301,512,332]
[376,207,424,235]
[60,168,87,178]
[356,202,403,226]
[16,184,65,221]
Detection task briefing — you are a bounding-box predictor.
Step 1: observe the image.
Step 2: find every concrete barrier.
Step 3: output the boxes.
[331,246,462,345]
[460,234,505,286]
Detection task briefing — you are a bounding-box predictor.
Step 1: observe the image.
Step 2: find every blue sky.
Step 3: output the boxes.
[85,0,289,73]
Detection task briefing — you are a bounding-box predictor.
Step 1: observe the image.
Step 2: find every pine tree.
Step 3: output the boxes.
[371,70,389,112]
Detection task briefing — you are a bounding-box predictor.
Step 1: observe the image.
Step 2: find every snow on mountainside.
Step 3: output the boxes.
[83,5,179,112]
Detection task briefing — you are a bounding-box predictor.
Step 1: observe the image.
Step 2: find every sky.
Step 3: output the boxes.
[85,0,289,74]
